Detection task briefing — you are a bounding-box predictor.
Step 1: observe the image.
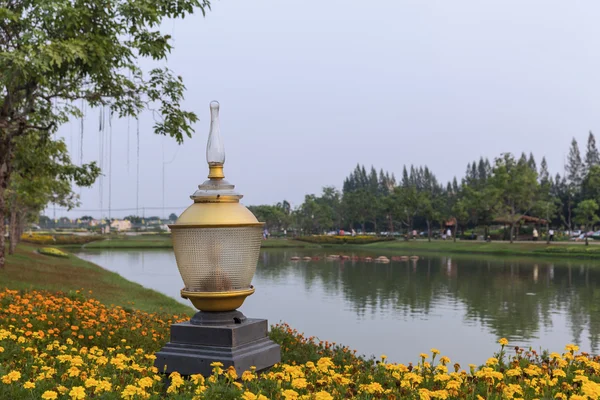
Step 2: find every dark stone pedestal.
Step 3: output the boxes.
[154,313,281,376]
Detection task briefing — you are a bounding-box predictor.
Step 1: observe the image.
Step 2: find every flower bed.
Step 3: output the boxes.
[1,289,599,399]
[37,248,69,258]
[21,234,102,246]
[296,235,395,245]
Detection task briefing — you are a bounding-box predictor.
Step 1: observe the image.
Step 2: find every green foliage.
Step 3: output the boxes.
[0,0,212,268]
[573,199,600,245]
[295,235,395,245]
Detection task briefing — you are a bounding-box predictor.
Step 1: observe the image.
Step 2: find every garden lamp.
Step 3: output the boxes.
[155,101,280,376]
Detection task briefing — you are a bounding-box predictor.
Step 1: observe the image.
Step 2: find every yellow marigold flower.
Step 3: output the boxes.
[553,369,566,378]
[57,385,69,394]
[242,370,255,382]
[431,348,440,355]
[565,344,580,353]
[282,389,299,400]
[439,356,450,365]
[84,378,98,388]
[475,367,503,381]
[419,388,432,400]
[138,377,154,389]
[506,367,522,377]
[242,392,258,400]
[314,391,333,400]
[210,361,223,367]
[499,338,508,346]
[503,384,523,398]
[486,357,499,366]
[554,394,567,400]
[571,396,587,400]
[359,382,384,394]
[317,357,334,372]
[432,389,449,399]
[1,370,21,384]
[69,386,86,400]
[23,381,35,389]
[582,381,600,398]
[420,353,429,359]
[292,378,308,389]
[0,346,3,352]
[381,354,388,361]
[41,391,58,400]
[233,382,243,389]
[226,365,238,380]
[121,384,146,400]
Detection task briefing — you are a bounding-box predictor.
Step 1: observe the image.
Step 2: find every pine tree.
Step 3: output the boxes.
[528,152,537,171]
[477,158,488,182]
[539,157,550,185]
[452,177,459,194]
[401,166,410,188]
[566,138,584,189]
[585,131,600,173]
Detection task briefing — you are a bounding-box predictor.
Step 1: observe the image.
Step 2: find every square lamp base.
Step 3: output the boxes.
[154,315,281,377]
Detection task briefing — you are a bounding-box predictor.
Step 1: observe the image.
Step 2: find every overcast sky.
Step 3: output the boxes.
[51,0,600,219]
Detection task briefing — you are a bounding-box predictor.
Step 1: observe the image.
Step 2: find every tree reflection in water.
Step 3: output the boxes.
[255,250,600,352]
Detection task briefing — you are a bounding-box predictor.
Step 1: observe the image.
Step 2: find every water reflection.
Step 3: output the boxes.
[78,249,600,364]
[255,250,600,353]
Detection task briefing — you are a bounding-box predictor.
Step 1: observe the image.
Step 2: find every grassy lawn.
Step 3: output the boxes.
[362,239,600,259]
[1,243,193,315]
[78,235,317,249]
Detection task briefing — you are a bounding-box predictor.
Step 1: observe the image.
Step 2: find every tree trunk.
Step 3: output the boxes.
[16,210,25,245]
[546,222,550,244]
[586,225,589,246]
[509,223,515,244]
[426,220,431,242]
[8,202,17,255]
[567,196,573,232]
[0,140,11,269]
[387,214,393,236]
[0,184,5,269]
[454,223,458,243]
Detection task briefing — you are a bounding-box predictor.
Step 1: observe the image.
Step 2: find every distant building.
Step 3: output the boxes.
[111,219,132,232]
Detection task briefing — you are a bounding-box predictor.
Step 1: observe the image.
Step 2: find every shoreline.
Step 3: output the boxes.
[50,234,600,261]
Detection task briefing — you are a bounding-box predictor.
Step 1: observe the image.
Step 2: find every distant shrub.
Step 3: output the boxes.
[37,247,69,258]
[296,235,395,245]
[21,234,102,245]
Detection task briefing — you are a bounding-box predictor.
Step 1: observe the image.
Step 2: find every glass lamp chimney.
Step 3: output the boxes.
[207,101,225,166]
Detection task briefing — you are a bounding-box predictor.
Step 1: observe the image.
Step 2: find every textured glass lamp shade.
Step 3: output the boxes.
[172,226,262,292]
[206,101,225,165]
[171,202,264,311]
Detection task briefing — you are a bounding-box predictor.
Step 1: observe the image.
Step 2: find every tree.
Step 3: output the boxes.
[489,153,539,243]
[6,132,99,253]
[451,198,470,242]
[583,165,600,204]
[168,213,178,222]
[392,185,420,238]
[586,131,600,173]
[0,0,210,268]
[573,200,599,245]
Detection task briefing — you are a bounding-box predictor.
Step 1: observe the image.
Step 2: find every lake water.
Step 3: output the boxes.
[76,249,600,365]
